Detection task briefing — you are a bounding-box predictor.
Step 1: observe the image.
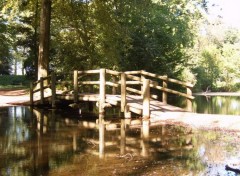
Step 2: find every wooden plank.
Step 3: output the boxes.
[150,84,194,100]
[121,73,126,112]
[142,79,150,118]
[141,70,193,88]
[105,98,118,106]
[125,81,141,85]
[77,70,100,74]
[124,70,142,74]
[74,70,78,103]
[30,69,193,115]
[126,74,141,81]
[126,87,141,95]
[80,81,100,85]
[106,81,119,87]
[167,77,194,88]
[141,71,166,80]
[99,69,106,113]
[106,69,120,76]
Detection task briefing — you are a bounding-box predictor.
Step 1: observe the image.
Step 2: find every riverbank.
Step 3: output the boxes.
[193,92,240,96]
[0,89,30,107]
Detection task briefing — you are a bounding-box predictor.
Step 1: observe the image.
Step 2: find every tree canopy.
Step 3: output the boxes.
[1,0,240,92]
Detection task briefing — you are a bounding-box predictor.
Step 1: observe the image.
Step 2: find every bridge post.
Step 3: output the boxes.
[142,78,150,118]
[51,72,56,108]
[30,82,33,106]
[162,75,168,104]
[186,86,193,112]
[141,70,145,92]
[120,119,126,155]
[99,114,105,158]
[121,73,126,112]
[40,77,44,104]
[112,76,116,95]
[74,70,78,103]
[99,69,106,114]
[121,73,131,118]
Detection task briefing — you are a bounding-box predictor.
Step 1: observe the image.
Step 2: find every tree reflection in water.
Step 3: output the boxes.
[0,106,239,175]
[193,96,240,115]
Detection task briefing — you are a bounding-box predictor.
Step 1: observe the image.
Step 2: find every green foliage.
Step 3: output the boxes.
[0,15,12,74]
[191,23,240,92]
[1,0,39,77]
[0,75,30,86]
[2,0,207,83]
[50,0,206,78]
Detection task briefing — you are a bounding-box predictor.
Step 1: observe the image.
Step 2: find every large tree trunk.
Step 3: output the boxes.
[38,0,51,79]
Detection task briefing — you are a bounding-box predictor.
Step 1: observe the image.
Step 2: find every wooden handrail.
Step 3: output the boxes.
[77,70,100,74]
[126,87,142,95]
[125,74,141,81]
[106,69,120,76]
[30,68,194,115]
[125,70,194,112]
[79,81,100,85]
[149,84,194,99]
[141,70,194,88]
[124,70,142,74]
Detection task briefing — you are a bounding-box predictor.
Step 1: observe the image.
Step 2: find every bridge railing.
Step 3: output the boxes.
[124,70,194,112]
[121,70,194,117]
[30,72,56,108]
[30,69,194,117]
[74,69,121,113]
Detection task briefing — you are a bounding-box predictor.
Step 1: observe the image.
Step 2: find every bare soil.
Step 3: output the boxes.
[0,89,30,106]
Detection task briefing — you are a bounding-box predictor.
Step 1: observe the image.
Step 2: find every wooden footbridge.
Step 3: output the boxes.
[30,69,194,118]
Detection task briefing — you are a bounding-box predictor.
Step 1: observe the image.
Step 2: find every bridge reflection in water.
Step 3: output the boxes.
[0,106,240,176]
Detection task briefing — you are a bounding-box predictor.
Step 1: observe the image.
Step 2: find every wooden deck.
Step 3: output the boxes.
[30,69,194,118]
[55,92,186,118]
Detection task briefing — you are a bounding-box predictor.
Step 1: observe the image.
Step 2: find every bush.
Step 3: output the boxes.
[0,75,30,87]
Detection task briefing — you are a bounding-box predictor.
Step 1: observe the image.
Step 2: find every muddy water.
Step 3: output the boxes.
[0,106,240,176]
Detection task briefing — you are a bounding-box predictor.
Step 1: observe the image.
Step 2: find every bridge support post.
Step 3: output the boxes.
[99,114,105,158]
[51,72,56,108]
[40,77,44,105]
[121,73,126,113]
[121,73,131,118]
[120,119,126,155]
[74,70,78,104]
[162,76,168,104]
[99,69,106,114]
[142,78,150,119]
[186,86,193,112]
[141,70,145,92]
[112,76,116,95]
[30,82,34,106]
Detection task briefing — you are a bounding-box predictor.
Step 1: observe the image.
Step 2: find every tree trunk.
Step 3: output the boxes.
[38,0,51,79]
[14,58,17,75]
[34,0,39,80]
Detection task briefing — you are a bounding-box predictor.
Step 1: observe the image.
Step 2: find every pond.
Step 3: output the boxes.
[0,106,240,176]
[193,96,240,115]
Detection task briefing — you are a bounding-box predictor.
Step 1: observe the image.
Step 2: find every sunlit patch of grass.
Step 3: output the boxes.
[0,85,28,90]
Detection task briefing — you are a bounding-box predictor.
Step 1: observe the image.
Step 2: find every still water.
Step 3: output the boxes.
[193,96,240,115]
[0,106,240,176]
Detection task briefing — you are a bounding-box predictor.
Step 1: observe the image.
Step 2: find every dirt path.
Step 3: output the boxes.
[0,89,30,107]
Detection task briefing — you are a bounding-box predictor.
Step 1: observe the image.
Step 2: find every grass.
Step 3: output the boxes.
[0,85,29,90]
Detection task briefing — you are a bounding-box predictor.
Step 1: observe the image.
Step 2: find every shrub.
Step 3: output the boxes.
[0,75,30,87]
